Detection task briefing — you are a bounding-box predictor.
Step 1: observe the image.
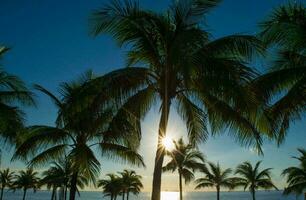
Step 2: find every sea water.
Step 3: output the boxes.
[3,190,302,200]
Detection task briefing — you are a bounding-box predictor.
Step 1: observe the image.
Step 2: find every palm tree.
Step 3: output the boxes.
[118,170,143,200]
[91,1,267,199]
[98,174,122,200]
[282,148,306,198]
[41,158,89,200]
[0,46,34,149]
[0,168,15,200]
[163,138,204,200]
[12,168,40,200]
[195,162,236,200]
[13,72,145,200]
[41,168,61,200]
[254,3,306,144]
[234,161,278,200]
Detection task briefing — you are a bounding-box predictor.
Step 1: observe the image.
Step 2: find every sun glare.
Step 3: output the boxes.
[161,191,179,200]
[162,136,175,151]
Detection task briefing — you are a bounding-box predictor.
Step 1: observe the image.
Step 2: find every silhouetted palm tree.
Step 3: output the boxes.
[234,161,278,200]
[163,138,204,200]
[12,168,40,200]
[13,72,145,200]
[41,159,89,200]
[195,162,236,200]
[254,3,306,144]
[118,170,142,200]
[0,168,15,200]
[91,1,267,199]
[282,148,306,198]
[98,174,122,200]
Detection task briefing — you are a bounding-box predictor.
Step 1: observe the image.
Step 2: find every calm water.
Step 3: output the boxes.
[3,190,302,200]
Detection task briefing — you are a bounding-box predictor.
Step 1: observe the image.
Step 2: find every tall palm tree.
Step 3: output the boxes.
[12,168,40,200]
[163,138,204,200]
[254,3,306,144]
[91,1,267,199]
[234,161,278,200]
[13,72,145,200]
[282,148,306,198]
[0,168,15,200]
[195,162,236,200]
[0,46,34,148]
[98,174,122,200]
[118,170,142,200]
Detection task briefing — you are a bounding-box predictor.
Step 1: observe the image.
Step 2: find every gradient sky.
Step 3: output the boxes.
[0,0,305,192]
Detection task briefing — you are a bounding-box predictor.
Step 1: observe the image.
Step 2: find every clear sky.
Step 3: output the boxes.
[1,0,305,192]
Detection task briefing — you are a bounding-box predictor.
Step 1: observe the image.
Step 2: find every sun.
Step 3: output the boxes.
[162,136,175,151]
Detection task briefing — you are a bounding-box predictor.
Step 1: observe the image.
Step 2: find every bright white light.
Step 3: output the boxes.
[161,191,179,200]
[162,136,175,151]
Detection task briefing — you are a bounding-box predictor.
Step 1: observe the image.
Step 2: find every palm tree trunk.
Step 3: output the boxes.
[304,192,305,200]
[64,185,67,200]
[69,172,78,200]
[51,188,56,200]
[122,192,125,200]
[151,99,171,200]
[22,189,27,200]
[216,186,220,200]
[251,188,256,200]
[127,191,129,200]
[179,172,183,200]
[0,187,4,200]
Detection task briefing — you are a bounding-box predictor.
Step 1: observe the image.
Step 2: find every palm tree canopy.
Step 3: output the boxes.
[0,46,34,145]
[163,138,205,184]
[118,169,143,196]
[41,158,88,190]
[195,162,235,190]
[12,168,40,191]
[282,148,306,195]
[0,168,15,188]
[234,161,278,191]
[98,174,122,198]
[13,71,145,186]
[254,3,306,144]
[89,0,272,153]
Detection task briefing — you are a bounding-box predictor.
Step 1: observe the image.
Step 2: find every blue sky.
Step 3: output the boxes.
[0,0,305,192]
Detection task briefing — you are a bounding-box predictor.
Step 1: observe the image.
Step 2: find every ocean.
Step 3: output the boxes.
[3,190,303,200]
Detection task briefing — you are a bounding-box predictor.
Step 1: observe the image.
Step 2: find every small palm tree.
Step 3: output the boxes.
[41,168,61,200]
[41,159,89,200]
[282,148,306,198]
[118,170,142,200]
[13,72,145,200]
[163,138,204,200]
[98,174,122,200]
[0,168,15,200]
[195,162,236,200]
[234,161,278,200]
[12,168,40,200]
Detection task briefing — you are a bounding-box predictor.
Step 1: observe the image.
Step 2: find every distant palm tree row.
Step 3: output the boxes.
[0,1,304,200]
[162,138,306,200]
[162,138,279,200]
[0,167,142,200]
